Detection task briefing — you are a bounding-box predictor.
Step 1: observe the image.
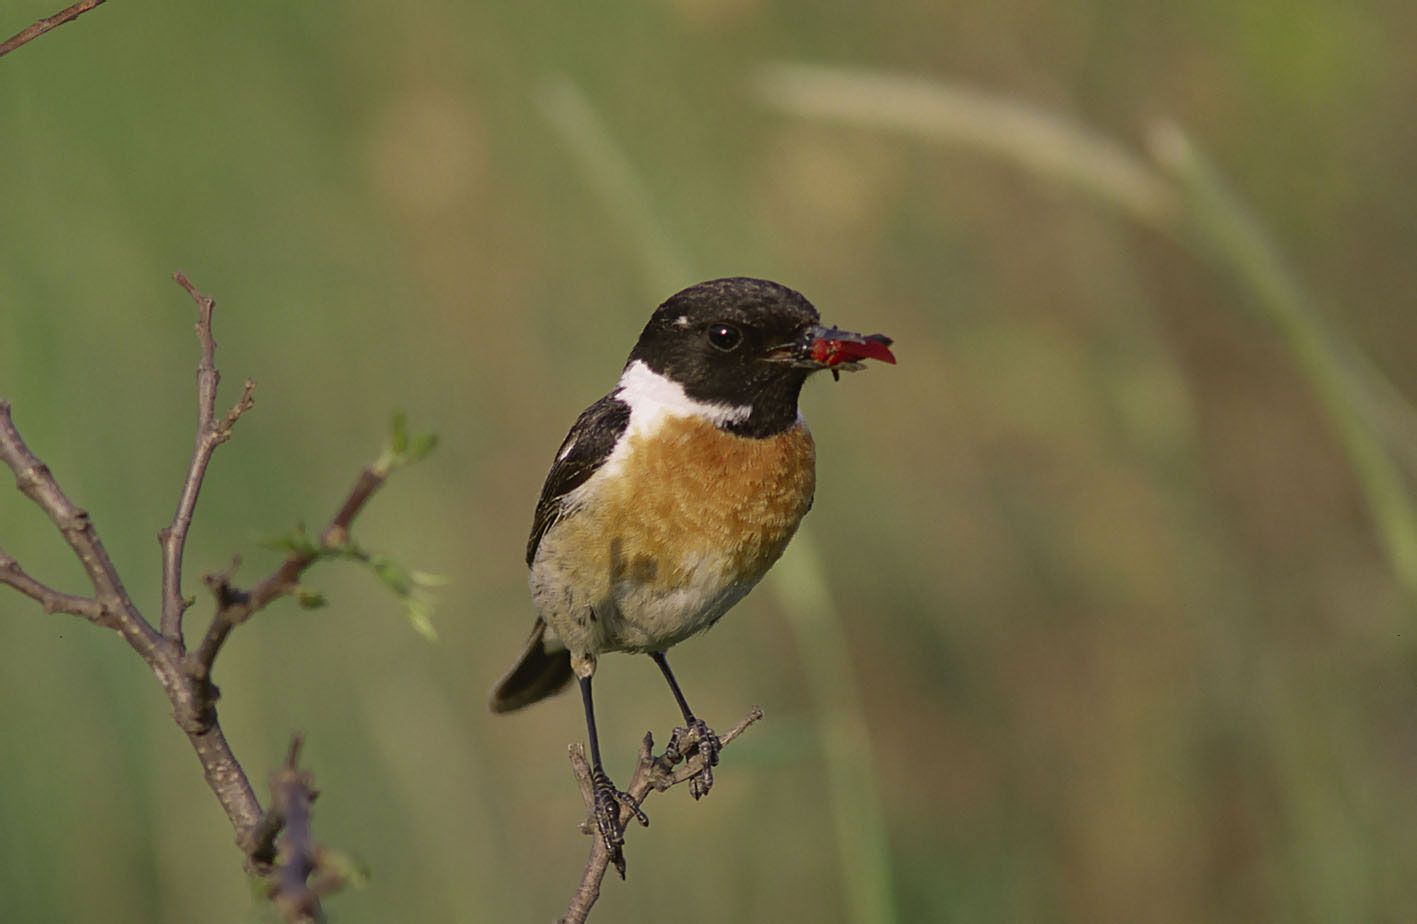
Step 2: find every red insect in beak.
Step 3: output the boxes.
[809,329,897,368]
[798,325,896,379]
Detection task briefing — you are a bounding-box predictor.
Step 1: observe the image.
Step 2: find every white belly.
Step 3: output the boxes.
[531,544,759,655]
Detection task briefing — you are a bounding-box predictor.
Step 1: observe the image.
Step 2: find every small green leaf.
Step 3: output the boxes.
[261,468,440,640]
[318,848,372,891]
[403,594,440,642]
[410,570,448,588]
[262,526,320,557]
[330,548,441,642]
[375,411,438,475]
[369,553,413,596]
[407,432,438,464]
[389,411,409,455]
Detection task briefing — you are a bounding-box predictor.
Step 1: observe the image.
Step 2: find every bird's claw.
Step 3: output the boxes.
[666,717,722,800]
[590,767,647,878]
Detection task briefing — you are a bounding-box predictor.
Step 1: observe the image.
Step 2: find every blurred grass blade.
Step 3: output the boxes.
[758,63,1417,606]
[536,76,693,294]
[541,75,900,922]
[768,535,900,924]
[756,63,1178,229]
[1148,124,1417,598]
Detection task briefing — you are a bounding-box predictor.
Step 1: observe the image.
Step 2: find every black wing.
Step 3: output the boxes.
[526,394,631,566]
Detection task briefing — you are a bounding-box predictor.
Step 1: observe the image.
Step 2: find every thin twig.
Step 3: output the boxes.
[159,273,256,643]
[0,545,105,621]
[560,707,764,924]
[0,400,170,667]
[0,0,107,59]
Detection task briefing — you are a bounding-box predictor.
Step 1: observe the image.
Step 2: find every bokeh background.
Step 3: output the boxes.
[4,1,1417,921]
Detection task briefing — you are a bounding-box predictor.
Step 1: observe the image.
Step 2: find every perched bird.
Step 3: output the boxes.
[490,277,894,869]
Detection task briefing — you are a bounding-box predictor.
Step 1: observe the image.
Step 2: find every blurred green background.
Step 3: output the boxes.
[4,0,1417,921]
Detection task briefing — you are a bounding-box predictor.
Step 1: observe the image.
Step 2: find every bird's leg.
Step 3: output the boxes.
[650,651,722,800]
[578,674,647,878]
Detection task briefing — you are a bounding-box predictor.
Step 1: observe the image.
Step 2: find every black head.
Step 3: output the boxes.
[625,277,893,438]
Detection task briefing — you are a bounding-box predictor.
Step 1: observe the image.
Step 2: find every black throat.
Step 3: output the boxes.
[721,374,806,438]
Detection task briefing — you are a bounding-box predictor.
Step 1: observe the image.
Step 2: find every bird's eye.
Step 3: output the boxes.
[707,323,742,352]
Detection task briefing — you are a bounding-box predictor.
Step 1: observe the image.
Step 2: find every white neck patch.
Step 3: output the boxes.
[615,360,752,432]
[563,362,758,493]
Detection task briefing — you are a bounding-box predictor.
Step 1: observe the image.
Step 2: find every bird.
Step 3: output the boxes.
[489,277,894,871]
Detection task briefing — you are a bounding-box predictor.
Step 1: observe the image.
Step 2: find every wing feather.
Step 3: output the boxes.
[526,395,631,566]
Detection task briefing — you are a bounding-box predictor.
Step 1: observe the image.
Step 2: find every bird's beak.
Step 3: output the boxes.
[771,324,896,373]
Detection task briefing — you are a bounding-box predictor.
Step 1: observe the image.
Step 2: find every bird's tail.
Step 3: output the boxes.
[488,618,575,713]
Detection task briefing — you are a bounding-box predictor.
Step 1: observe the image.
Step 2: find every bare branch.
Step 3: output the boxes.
[0,400,166,664]
[159,273,256,642]
[318,467,388,549]
[0,0,107,59]
[222,380,258,435]
[267,735,323,923]
[0,546,105,621]
[186,721,264,833]
[241,793,288,869]
[1,273,422,920]
[560,707,765,924]
[0,394,261,835]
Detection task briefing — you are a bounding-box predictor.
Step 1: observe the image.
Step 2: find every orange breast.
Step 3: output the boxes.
[556,418,816,595]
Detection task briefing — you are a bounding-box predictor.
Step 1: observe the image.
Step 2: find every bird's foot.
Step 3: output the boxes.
[665,717,722,800]
[590,766,648,878]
